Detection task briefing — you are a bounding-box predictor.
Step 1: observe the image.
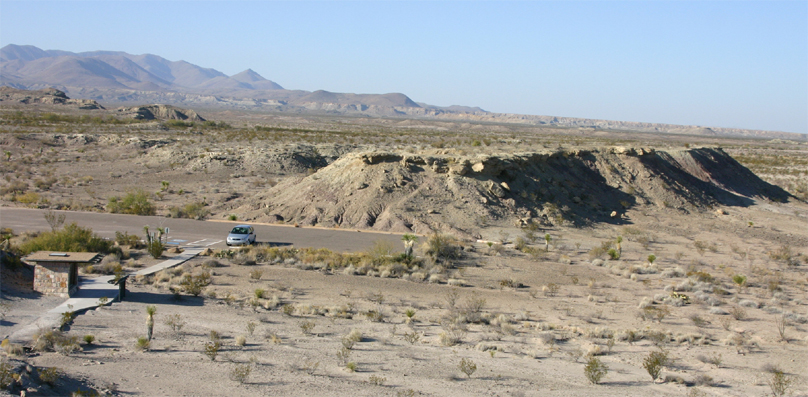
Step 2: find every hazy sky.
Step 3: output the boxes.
[1,1,806,133]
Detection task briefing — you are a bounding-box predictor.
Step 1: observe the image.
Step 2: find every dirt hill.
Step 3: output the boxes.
[236,147,790,238]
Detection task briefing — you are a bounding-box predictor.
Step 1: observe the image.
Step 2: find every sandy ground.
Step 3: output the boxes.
[3,201,807,397]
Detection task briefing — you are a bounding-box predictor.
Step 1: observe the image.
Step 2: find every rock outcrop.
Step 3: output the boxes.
[115,104,205,121]
[0,86,103,109]
[237,147,790,238]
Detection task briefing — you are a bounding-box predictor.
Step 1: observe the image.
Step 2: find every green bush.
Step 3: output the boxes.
[642,350,669,381]
[147,240,164,259]
[584,356,609,384]
[107,190,155,215]
[19,223,113,255]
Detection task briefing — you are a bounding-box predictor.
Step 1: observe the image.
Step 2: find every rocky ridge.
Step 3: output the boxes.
[0,86,103,109]
[236,146,790,238]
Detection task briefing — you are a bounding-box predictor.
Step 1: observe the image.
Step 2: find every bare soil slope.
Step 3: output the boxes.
[239,147,790,238]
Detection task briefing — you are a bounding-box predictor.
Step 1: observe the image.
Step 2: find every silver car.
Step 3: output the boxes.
[226,225,256,246]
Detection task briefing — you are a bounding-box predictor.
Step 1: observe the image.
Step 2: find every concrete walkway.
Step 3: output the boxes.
[7,248,204,344]
[134,248,204,276]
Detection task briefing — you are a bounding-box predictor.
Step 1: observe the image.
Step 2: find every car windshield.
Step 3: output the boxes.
[230,227,249,234]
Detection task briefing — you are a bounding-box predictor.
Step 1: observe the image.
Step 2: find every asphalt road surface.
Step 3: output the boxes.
[0,207,405,252]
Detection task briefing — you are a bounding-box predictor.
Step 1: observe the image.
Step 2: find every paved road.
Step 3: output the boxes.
[0,207,405,252]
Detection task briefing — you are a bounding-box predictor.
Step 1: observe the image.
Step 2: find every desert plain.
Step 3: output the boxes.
[1,91,807,397]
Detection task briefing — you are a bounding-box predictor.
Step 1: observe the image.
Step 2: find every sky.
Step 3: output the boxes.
[1,1,806,133]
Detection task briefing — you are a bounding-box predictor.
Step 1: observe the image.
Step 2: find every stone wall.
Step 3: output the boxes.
[33,262,76,297]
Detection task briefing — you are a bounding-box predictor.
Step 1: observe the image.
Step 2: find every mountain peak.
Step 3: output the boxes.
[232,69,266,82]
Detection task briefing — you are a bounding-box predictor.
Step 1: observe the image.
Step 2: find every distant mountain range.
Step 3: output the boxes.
[1,44,803,140]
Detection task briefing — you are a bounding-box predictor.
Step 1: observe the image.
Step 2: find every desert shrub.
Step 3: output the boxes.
[32,329,75,352]
[168,201,209,220]
[404,331,420,344]
[204,341,221,360]
[588,240,614,259]
[0,180,28,195]
[43,210,66,231]
[459,358,477,378]
[642,350,669,381]
[364,310,384,322]
[729,306,746,320]
[696,352,722,367]
[769,245,797,266]
[34,176,58,190]
[458,293,486,323]
[299,320,316,335]
[368,375,386,386]
[164,314,186,340]
[345,329,363,344]
[514,236,528,252]
[2,340,24,356]
[249,269,263,280]
[692,374,714,387]
[689,315,708,328]
[114,231,143,248]
[180,272,210,296]
[584,356,609,384]
[543,283,560,297]
[767,368,794,396]
[229,364,252,383]
[245,321,257,336]
[687,270,715,283]
[0,362,15,389]
[775,310,788,341]
[336,346,352,365]
[235,335,247,347]
[423,233,460,261]
[11,192,39,204]
[39,367,61,387]
[439,325,465,346]
[86,256,123,275]
[135,336,150,352]
[366,239,395,262]
[19,223,113,255]
[107,190,155,215]
[83,335,95,345]
[147,240,164,259]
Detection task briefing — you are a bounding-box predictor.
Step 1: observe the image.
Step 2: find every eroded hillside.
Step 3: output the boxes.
[233,147,789,238]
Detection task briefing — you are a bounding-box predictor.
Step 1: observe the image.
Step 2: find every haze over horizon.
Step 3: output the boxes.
[1,1,806,134]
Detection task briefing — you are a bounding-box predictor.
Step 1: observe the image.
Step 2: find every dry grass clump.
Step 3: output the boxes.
[1,339,24,356]
[32,329,81,355]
